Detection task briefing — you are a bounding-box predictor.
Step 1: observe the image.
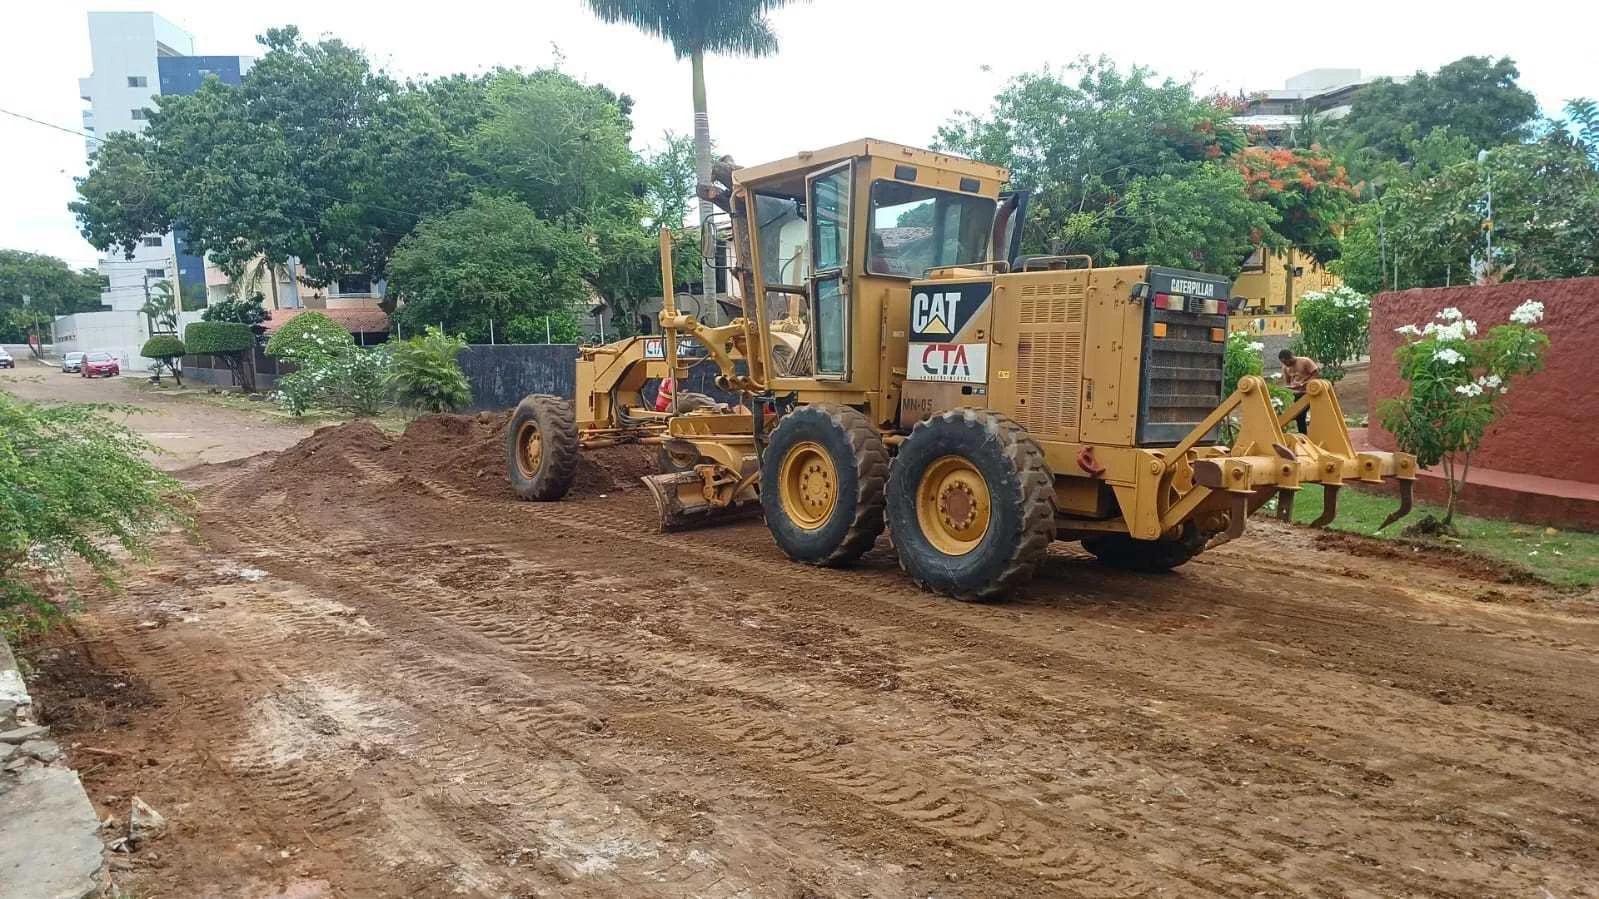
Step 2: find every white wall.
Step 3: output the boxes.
[82,13,194,312]
[53,309,205,373]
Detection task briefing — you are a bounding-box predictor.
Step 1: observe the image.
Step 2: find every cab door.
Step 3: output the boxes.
[806,161,853,381]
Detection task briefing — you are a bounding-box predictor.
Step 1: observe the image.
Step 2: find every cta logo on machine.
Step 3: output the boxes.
[643,337,708,360]
[908,283,990,383]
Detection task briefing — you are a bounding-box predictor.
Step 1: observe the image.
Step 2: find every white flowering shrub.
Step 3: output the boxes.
[1221,331,1297,441]
[1379,299,1549,528]
[265,312,356,367]
[276,345,392,417]
[265,313,392,417]
[1293,285,1370,381]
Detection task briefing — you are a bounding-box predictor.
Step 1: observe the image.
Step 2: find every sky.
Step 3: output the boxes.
[1,0,1592,270]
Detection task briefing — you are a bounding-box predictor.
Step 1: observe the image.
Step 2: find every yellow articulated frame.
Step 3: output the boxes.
[1056,376,1416,542]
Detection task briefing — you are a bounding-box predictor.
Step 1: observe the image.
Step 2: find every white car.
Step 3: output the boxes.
[0,348,13,369]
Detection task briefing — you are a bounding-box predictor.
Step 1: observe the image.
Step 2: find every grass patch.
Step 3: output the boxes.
[1287,486,1599,588]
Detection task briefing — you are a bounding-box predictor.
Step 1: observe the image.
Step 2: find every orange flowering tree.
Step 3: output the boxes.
[937,60,1354,276]
[1236,146,1358,262]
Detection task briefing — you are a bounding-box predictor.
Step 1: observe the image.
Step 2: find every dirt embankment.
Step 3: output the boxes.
[25,415,1599,898]
[250,413,659,503]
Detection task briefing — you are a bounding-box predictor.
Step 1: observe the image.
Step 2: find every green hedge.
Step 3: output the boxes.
[139,335,186,360]
[265,312,353,362]
[184,321,254,354]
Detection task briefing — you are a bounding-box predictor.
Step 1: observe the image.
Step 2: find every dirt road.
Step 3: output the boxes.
[0,360,311,468]
[28,414,1599,898]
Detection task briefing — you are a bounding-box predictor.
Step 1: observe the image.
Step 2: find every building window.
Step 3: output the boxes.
[130,108,151,121]
[142,236,163,248]
[127,75,148,88]
[336,274,372,296]
[145,268,166,278]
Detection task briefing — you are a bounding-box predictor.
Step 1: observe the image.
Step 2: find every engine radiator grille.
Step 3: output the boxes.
[1013,281,1086,440]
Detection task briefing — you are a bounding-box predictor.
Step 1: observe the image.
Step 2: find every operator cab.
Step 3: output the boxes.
[726,140,1009,400]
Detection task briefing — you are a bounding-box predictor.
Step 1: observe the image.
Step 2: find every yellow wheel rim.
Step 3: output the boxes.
[515,420,543,479]
[779,441,838,528]
[916,455,991,556]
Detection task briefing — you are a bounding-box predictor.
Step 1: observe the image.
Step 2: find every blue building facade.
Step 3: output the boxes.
[157,55,249,307]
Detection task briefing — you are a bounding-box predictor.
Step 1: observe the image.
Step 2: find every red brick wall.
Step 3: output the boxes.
[1368,278,1599,484]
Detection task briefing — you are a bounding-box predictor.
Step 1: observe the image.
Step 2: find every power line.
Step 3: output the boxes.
[3,104,437,225]
[0,106,107,144]
[1,104,427,241]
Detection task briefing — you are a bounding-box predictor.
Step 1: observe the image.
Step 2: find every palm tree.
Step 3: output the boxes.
[141,280,179,334]
[228,255,290,310]
[584,0,799,321]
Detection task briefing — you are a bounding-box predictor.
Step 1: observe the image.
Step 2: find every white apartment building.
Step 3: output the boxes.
[79,12,194,312]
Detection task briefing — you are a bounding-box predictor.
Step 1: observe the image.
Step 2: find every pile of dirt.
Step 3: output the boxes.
[389,412,509,498]
[245,421,393,499]
[391,412,660,499]
[244,413,662,502]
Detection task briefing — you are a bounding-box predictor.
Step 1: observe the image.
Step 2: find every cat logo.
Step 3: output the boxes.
[911,291,961,337]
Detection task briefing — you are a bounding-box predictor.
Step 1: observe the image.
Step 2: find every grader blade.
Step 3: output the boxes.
[642,470,762,532]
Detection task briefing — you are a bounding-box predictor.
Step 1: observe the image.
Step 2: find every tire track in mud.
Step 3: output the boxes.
[456,488,1598,789]
[211,519,1185,895]
[192,490,980,897]
[163,443,1599,896]
[328,458,1599,895]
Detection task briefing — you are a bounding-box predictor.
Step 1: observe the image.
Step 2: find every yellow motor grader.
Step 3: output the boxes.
[507,138,1415,599]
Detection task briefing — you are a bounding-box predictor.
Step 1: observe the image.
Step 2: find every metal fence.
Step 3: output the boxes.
[178,342,736,412]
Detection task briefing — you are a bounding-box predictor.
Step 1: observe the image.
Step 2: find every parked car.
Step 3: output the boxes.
[61,351,86,373]
[81,351,120,378]
[0,348,13,369]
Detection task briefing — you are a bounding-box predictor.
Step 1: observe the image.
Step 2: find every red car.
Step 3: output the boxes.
[81,351,121,378]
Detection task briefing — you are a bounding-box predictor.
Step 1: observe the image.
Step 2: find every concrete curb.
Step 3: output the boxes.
[0,637,106,899]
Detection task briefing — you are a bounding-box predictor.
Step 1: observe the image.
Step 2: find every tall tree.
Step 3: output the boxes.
[386,194,599,344]
[583,0,800,321]
[1336,133,1599,291]
[936,59,1349,275]
[1337,56,1539,171]
[72,26,474,301]
[0,251,105,346]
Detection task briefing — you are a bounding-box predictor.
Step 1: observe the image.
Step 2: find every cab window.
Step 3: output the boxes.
[755,194,809,289]
[867,182,995,278]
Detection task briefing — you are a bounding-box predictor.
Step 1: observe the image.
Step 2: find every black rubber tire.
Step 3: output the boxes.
[1082,522,1207,572]
[656,393,717,471]
[886,409,1056,601]
[656,443,702,473]
[507,394,579,501]
[760,404,888,566]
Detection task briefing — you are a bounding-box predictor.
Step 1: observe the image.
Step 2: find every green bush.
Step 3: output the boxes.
[184,321,254,354]
[0,394,189,637]
[1293,285,1370,381]
[276,346,392,417]
[389,326,471,413]
[140,334,186,361]
[201,294,269,328]
[265,312,354,365]
[185,321,257,391]
[1224,330,1264,397]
